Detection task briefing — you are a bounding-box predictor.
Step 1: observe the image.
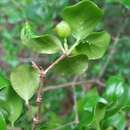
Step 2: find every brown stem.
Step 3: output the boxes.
[31,70,45,130]
[43,79,104,92]
[44,54,66,74]
[72,76,79,124]
[31,54,66,130]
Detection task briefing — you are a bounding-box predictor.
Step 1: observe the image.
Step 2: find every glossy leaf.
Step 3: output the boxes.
[102,76,126,116]
[78,88,107,128]
[88,98,107,129]
[78,88,99,127]
[62,0,103,39]
[53,55,88,76]
[103,75,130,118]
[74,31,111,60]
[5,87,23,126]
[0,89,8,102]
[21,23,62,54]
[103,112,126,130]
[94,99,107,128]
[78,88,99,113]
[0,111,7,130]
[0,86,23,126]
[119,86,130,111]
[103,75,124,104]
[10,64,40,104]
[0,73,9,90]
[23,35,62,54]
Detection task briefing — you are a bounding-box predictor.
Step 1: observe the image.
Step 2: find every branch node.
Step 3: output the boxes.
[36,96,42,103]
[40,69,45,81]
[33,117,40,125]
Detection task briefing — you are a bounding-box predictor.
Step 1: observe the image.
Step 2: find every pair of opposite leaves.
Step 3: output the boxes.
[11,0,111,104]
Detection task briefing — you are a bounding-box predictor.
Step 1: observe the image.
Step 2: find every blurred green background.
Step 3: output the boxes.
[0,0,130,129]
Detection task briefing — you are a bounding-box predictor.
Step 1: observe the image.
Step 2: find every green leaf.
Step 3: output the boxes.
[23,35,62,54]
[119,86,130,111]
[0,73,9,90]
[78,88,99,127]
[62,0,103,39]
[89,98,108,129]
[0,111,7,130]
[103,75,130,116]
[53,55,88,76]
[0,86,23,126]
[74,31,111,60]
[21,23,62,54]
[78,88,99,113]
[103,75,124,104]
[10,64,40,104]
[21,22,34,40]
[94,99,107,126]
[5,87,23,126]
[103,112,126,130]
[103,76,126,116]
[77,88,107,128]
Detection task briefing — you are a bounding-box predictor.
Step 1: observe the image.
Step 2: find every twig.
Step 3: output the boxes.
[72,76,79,124]
[98,36,119,79]
[43,79,104,92]
[31,61,41,73]
[31,54,67,130]
[44,54,66,74]
[31,67,45,130]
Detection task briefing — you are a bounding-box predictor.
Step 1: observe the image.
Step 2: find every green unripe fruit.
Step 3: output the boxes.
[55,21,71,38]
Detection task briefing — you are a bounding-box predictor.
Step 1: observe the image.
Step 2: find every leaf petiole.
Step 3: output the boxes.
[63,38,69,53]
[67,38,80,55]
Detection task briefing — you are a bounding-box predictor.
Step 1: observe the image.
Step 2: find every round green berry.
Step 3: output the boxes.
[55,21,71,38]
